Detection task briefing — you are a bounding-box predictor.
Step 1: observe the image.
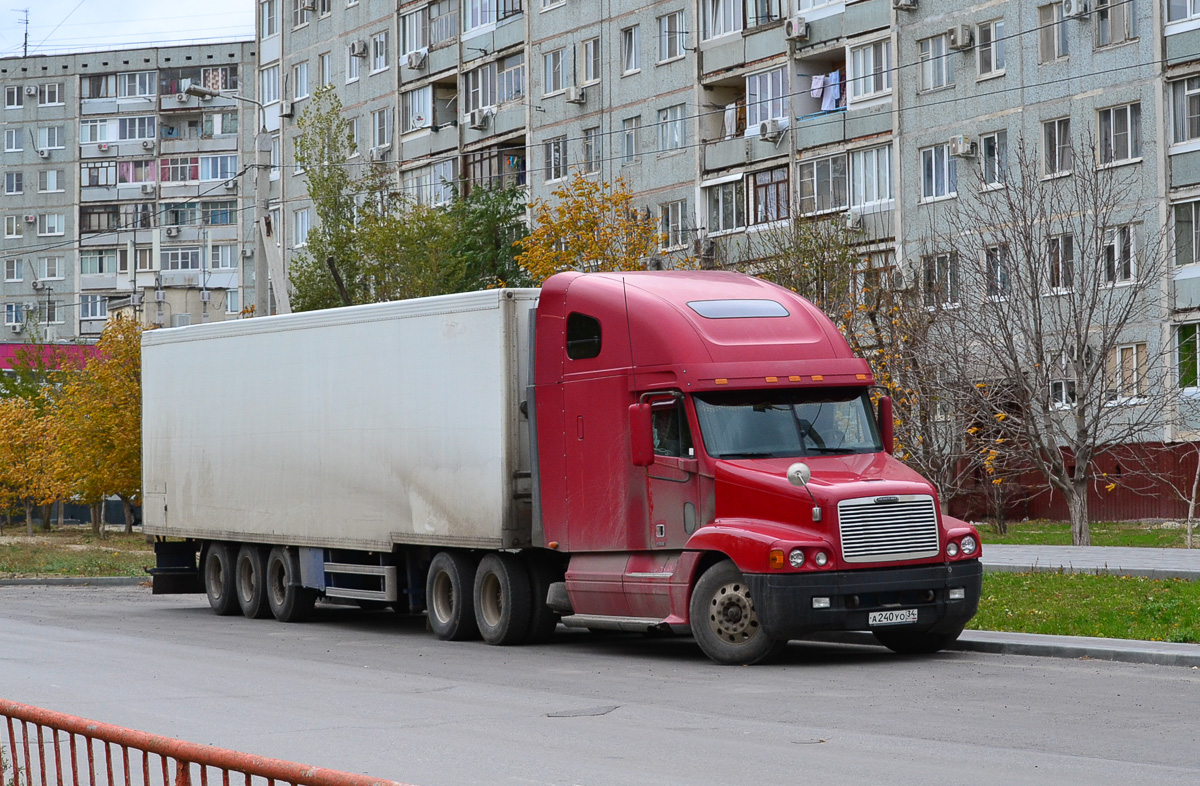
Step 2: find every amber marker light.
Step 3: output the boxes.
[766,376,778,382]
[548,541,559,549]
[715,378,728,385]
[768,549,786,569]
[812,374,824,381]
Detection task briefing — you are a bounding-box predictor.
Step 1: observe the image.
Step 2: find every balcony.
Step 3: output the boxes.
[703,136,747,171]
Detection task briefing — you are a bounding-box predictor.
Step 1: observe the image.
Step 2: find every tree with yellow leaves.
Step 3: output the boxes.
[0,396,59,536]
[517,173,664,283]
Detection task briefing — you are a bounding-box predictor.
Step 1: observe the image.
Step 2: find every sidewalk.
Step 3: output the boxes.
[981,544,1200,580]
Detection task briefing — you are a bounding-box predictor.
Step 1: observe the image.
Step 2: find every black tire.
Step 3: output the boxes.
[266,546,316,623]
[474,553,533,646]
[235,544,271,619]
[689,561,786,665]
[203,542,238,616]
[873,625,965,655]
[524,552,562,644]
[426,551,480,641]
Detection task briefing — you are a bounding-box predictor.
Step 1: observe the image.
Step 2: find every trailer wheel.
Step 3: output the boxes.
[203,542,239,616]
[689,561,786,665]
[873,625,965,655]
[426,551,480,641]
[474,553,533,646]
[235,544,271,619]
[524,552,562,644]
[266,546,316,623]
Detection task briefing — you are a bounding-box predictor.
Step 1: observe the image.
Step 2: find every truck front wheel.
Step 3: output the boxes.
[873,625,965,655]
[427,551,480,641]
[474,553,532,646]
[203,542,238,616]
[690,561,786,665]
[235,544,271,619]
[266,546,317,623]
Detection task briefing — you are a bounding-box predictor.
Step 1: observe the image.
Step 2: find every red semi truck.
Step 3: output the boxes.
[146,271,982,665]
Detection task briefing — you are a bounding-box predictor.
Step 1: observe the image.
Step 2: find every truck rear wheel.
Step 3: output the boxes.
[873,625,965,655]
[474,553,532,646]
[235,544,271,619]
[203,542,238,616]
[266,546,316,623]
[689,561,786,665]
[427,551,480,641]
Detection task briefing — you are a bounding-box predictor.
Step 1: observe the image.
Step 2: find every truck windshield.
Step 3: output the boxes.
[692,388,882,459]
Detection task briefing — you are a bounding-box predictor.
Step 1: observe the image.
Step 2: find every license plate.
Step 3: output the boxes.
[869,609,919,626]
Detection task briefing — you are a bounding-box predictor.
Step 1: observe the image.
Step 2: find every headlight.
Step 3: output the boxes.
[814,551,828,567]
[961,535,978,555]
[947,542,960,558]
[788,549,805,568]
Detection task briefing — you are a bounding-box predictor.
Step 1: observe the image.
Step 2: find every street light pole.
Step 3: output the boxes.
[183,85,289,317]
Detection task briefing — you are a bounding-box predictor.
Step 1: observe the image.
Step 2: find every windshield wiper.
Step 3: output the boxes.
[719,451,786,459]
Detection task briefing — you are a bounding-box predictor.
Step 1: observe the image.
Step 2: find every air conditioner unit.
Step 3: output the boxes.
[892,0,917,9]
[350,40,368,57]
[468,108,488,130]
[845,211,863,231]
[140,183,156,195]
[175,92,189,103]
[949,134,977,158]
[279,101,294,118]
[155,289,166,303]
[200,289,211,303]
[241,249,254,258]
[784,16,809,41]
[948,24,974,50]
[692,237,716,257]
[406,49,427,70]
[141,140,155,150]
[171,314,191,328]
[97,142,110,152]
[23,86,36,96]
[1062,0,1090,18]
[10,323,22,334]
[30,280,44,291]
[36,149,48,159]
[224,179,237,191]
[758,118,783,142]
[23,215,35,223]
[299,0,316,11]
[564,86,586,104]
[369,144,390,161]
[164,227,180,238]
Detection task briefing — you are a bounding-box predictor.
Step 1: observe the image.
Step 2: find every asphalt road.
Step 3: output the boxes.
[1,585,1197,786]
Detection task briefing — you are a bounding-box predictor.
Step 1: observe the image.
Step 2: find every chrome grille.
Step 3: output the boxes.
[837,495,940,563]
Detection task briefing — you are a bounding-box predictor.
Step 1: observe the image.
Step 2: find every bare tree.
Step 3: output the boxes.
[916,134,1172,545]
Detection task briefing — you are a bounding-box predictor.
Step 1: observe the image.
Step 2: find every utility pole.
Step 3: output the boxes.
[16,9,28,57]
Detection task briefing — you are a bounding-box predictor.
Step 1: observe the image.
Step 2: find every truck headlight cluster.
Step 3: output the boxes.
[947,542,959,558]
[961,535,978,555]
[814,551,828,567]
[788,549,805,568]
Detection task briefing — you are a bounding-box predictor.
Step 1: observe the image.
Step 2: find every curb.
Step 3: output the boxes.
[983,563,1200,581]
[0,576,145,587]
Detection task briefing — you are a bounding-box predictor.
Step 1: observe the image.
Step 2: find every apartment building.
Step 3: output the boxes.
[0,42,257,339]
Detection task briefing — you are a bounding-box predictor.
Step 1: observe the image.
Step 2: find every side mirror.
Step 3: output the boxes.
[878,395,894,455]
[629,402,654,467]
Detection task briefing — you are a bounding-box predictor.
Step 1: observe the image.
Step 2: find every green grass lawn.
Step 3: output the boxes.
[980,519,1195,548]
[968,571,1200,643]
[0,526,152,579]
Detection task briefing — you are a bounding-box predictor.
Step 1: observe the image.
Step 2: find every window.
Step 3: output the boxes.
[120,203,154,230]
[161,157,200,182]
[660,200,687,249]
[80,75,115,99]
[4,172,21,195]
[1176,202,1200,266]
[497,53,525,103]
[582,38,601,84]
[566,312,602,359]
[1044,117,1072,175]
[81,249,117,274]
[270,135,281,178]
[657,104,685,151]
[80,206,119,234]
[37,127,63,150]
[621,26,641,73]
[920,143,957,200]
[117,160,156,184]
[36,302,62,325]
[707,179,745,233]
[38,83,62,106]
[543,49,564,95]
[201,155,238,181]
[348,117,360,154]
[977,20,1006,76]
[371,107,392,147]
[4,86,22,108]
[1172,77,1200,144]
[702,0,742,39]
[752,167,789,224]
[622,117,640,163]
[747,0,783,26]
[746,67,787,127]
[542,0,564,8]
[117,72,156,98]
[37,214,64,236]
[261,0,279,36]
[262,64,283,104]
[980,131,1008,187]
[658,11,684,62]
[118,246,154,272]
[318,0,331,15]
[849,40,891,101]
[430,1,457,45]
[1095,0,1133,47]
[850,145,892,207]
[1048,353,1077,407]
[464,0,521,31]
[371,31,390,72]
[319,53,333,87]
[161,248,201,271]
[431,158,455,205]
[211,245,238,270]
[226,289,240,315]
[583,127,601,174]
[1038,4,1069,62]
[38,170,63,192]
[4,128,21,152]
[293,63,309,99]
[403,87,432,132]
[1099,103,1141,164]
[799,155,848,214]
[346,45,361,82]
[294,208,311,246]
[985,244,1009,297]
[544,136,567,182]
[4,259,20,281]
[1047,234,1074,291]
[919,34,954,91]
[204,112,238,137]
[81,161,118,187]
[922,253,959,307]
[5,304,25,325]
[163,202,199,226]
[1103,225,1135,284]
[81,295,108,321]
[3,217,20,238]
[118,116,155,140]
[80,119,108,143]
[39,257,63,280]
[1179,323,1200,388]
[401,9,427,55]
[1169,0,1200,21]
[291,0,311,28]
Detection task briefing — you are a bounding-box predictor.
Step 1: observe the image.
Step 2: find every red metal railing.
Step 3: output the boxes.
[0,700,416,786]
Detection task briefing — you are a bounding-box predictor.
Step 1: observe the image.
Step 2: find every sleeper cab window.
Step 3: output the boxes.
[566,312,601,360]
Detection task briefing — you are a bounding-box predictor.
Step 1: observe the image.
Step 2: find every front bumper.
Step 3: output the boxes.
[745,560,983,641]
